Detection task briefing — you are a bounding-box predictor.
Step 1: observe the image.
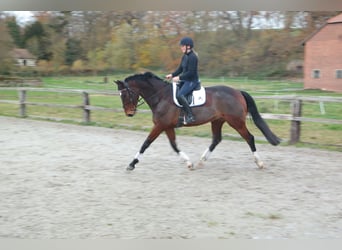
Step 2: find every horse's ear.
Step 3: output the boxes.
[114,80,124,89]
[144,71,153,78]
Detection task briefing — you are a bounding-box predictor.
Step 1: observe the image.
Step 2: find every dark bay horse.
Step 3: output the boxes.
[115,72,280,171]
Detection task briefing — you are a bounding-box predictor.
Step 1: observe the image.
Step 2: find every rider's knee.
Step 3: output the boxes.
[176,93,184,101]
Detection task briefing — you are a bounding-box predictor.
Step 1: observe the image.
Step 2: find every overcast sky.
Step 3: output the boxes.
[6,11,34,24]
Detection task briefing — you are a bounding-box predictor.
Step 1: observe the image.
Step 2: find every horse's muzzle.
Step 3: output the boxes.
[125,109,136,117]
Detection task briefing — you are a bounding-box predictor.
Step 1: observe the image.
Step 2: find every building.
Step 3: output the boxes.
[11,48,37,67]
[302,13,342,92]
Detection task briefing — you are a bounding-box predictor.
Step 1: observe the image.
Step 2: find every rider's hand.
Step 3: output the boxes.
[172,76,180,82]
[165,74,172,80]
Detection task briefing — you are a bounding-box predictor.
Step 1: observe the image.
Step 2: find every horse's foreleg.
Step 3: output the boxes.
[127,139,151,170]
[198,120,223,167]
[127,125,163,171]
[165,128,194,170]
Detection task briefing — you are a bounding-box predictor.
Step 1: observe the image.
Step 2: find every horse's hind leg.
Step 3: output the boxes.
[233,121,264,169]
[199,120,224,167]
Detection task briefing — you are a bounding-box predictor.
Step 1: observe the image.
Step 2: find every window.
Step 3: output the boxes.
[312,69,320,79]
[336,70,342,79]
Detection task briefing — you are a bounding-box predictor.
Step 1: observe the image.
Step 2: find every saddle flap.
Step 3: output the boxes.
[172,82,206,107]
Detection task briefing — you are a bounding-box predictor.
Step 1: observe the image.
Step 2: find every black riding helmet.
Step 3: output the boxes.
[179,37,194,48]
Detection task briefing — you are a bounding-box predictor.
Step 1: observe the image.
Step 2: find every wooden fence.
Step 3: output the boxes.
[1,88,342,144]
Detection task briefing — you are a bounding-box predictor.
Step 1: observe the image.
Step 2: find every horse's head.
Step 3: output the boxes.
[114,80,140,117]
[115,72,167,117]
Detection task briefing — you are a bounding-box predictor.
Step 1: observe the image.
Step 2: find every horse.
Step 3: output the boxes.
[114,71,281,171]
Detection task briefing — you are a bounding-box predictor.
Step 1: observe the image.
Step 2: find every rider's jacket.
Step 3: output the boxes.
[171,50,199,83]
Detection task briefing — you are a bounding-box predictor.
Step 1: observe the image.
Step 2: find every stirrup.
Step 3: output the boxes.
[184,115,195,125]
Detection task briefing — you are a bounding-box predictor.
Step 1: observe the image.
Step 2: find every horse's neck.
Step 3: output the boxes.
[139,80,170,107]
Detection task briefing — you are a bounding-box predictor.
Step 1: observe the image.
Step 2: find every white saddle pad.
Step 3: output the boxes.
[172,82,206,107]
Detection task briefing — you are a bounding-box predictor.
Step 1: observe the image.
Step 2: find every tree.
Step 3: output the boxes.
[0,13,15,74]
[104,22,136,71]
[5,11,339,77]
[24,21,52,60]
[71,59,85,74]
[87,48,107,75]
[6,17,24,48]
[65,37,84,66]
[48,11,71,37]
[304,11,341,31]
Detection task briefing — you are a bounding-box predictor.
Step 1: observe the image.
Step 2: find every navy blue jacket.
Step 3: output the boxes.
[172,50,199,82]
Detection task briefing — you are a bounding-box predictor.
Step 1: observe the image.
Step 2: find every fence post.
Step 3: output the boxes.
[19,90,27,117]
[290,99,302,144]
[82,91,90,123]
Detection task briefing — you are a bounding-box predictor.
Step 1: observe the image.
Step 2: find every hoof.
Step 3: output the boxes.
[253,152,264,169]
[256,161,264,169]
[126,165,135,171]
[188,163,195,171]
[196,161,205,169]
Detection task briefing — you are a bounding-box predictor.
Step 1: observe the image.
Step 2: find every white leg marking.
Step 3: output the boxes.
[179,151,194,170]
[200,148,211,162]
[197,148,211,168]
[134,152,143,161]
[253,152,264,169]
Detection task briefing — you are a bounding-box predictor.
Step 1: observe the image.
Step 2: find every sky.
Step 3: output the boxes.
[6,11,34,24]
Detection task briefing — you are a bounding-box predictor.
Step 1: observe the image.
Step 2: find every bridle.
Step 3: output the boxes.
[119,81,145,108]
[120,79,170,110]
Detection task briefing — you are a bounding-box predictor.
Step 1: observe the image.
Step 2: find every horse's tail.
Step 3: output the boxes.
[241,91,281,146]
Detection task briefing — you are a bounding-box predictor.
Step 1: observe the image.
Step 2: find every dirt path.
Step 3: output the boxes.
[0,116,341,239]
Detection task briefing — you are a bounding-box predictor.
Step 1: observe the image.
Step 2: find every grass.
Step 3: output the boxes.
[0,74,341,151]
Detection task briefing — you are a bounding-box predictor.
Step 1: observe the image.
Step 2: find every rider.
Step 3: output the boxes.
[166,36,199,124]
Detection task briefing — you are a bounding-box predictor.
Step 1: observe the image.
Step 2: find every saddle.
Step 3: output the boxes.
[172,82,206,107]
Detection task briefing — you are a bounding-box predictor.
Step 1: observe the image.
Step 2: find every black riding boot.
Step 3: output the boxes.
[177,95,195,124]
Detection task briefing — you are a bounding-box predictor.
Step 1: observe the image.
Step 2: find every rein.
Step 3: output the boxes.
[143,80,170,103]
[122,78,170,109]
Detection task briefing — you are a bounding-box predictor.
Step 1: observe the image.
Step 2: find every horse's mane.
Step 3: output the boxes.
[124,72,169,85]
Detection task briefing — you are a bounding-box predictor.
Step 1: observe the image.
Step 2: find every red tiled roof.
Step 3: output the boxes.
[327,13,342,24]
